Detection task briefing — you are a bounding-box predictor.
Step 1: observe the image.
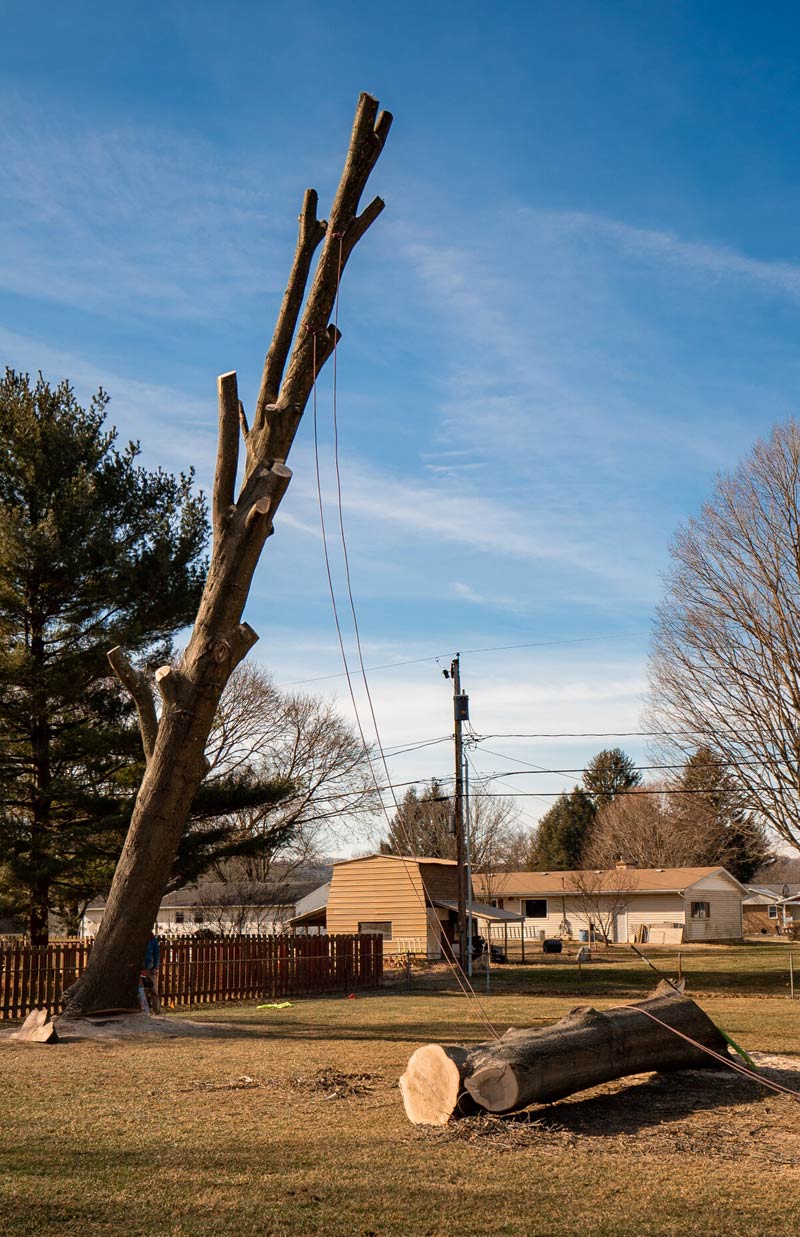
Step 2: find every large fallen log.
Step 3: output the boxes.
[399,991,728,1125]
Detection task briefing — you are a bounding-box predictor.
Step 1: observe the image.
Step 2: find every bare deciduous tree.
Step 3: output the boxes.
[583,769,770,882]
[649,420,800,857]
[205,662,377,835]
[63,94,392,1017]
[379,780,519,900]
[581,784,686,870]
[570,866,636,946]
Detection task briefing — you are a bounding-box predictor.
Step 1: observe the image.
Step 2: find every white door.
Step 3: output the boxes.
[614,911,628,943]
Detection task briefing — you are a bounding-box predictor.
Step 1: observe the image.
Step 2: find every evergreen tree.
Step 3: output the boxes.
[0,369,210,944]
[530,787,596,869]
[672,746,771,883]
[583,748,642,807]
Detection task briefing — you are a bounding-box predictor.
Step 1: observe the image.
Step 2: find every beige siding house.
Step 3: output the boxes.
[291,854,521,958]
[473,865,746,944]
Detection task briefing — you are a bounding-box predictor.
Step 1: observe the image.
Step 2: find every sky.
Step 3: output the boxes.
[4,1,800,850]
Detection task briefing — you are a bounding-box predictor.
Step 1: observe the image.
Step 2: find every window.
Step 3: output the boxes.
[358,921,392,938]
[768,905,778,919]
[524,899,548,919]
[194,911,204,925]
[175,911,185,924]
[690,901,711,919]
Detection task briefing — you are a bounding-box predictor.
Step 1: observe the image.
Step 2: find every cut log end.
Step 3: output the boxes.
[399,1044,470,1126]
[465,1063,519,1113]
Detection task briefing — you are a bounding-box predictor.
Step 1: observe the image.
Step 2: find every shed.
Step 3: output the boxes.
[289,853,522,958]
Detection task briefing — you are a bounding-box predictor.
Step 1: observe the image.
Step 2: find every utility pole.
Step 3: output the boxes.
[450,654,469,972]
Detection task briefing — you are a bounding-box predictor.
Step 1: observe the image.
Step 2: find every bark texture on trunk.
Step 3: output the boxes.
[399,993,729,1125]
[62,93,392,1018]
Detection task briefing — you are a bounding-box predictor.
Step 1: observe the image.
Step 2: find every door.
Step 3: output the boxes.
[613,911,628,944]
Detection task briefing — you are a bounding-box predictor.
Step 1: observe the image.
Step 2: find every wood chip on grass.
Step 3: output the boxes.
[290,1067,380,1100]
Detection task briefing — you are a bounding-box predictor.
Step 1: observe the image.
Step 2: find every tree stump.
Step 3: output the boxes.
[399,992,728,1125]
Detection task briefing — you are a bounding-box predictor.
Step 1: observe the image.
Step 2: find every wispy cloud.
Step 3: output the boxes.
[0,326,217,480]
[288,443,650,595]
[0,91,291,323]
[538,208,800,303]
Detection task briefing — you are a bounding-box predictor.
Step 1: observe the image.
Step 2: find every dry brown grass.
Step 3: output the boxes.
[1,960,799,1236]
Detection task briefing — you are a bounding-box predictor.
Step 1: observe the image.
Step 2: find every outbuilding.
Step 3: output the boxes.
[290,853,522,958]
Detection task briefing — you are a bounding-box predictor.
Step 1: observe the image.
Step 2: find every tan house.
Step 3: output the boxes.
[473,864,747,944]
[290,853,522,958]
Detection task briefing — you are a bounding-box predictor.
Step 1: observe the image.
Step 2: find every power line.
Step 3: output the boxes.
[276,632,647,688]
[474,730,728,740]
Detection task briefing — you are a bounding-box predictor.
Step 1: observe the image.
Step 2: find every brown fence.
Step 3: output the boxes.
[0,933,383,1021]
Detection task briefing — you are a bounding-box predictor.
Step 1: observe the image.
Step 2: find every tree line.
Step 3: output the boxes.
[382,746,772,884]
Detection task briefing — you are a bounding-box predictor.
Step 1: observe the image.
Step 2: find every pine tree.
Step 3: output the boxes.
[530,787,596,869]
[0,369,209,944]
[583,748,642,807]
[672,746,770,883]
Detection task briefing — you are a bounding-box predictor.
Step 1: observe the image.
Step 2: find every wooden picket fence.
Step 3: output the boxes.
[0,933,383,1021]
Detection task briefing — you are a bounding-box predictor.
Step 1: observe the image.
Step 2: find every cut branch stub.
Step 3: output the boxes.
[107,646,158,762]
[214,371,240,539]
[155,664,181,709]
[258,188,328,410]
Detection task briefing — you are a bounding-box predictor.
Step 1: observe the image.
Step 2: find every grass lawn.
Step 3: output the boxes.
[1,943,798,1237]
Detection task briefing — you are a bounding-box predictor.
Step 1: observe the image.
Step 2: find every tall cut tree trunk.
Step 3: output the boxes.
[62,94,392,1018]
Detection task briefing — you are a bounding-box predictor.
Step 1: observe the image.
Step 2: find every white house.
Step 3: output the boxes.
[472,864,747,944]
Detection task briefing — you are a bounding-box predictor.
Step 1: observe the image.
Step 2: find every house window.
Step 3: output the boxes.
[175,911,185,924]
[690,901,711,919]
[768,906,778,919]
[524,899,548,919]
[358,921,392,938]
[194,911,204,925]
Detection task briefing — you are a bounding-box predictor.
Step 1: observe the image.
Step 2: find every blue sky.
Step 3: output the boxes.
[4,1,800,846]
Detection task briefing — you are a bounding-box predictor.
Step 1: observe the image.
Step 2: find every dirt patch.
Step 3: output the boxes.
[418,1053,800,1164]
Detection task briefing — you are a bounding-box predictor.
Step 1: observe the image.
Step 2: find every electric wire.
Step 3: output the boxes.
[634,1006,800,1103]
[276,633,647,688]
[308,261,498,1038]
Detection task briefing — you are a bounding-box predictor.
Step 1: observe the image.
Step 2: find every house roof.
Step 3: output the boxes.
[432,897,525,923]
[474,866,744,897]
[332,853,458,867]
[86,870,330,912]
[291,881,332,921]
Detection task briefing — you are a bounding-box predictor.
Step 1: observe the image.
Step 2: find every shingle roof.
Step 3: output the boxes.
[474,866,738,896]
[333,853,458,867]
